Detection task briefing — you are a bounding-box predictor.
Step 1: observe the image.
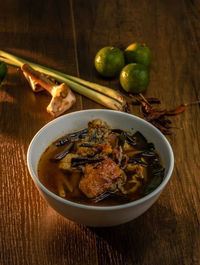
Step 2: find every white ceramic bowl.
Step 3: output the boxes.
[27,109,174,227]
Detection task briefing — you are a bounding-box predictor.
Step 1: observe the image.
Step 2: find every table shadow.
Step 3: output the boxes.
[88,203,199,265]
[0,70,52,143]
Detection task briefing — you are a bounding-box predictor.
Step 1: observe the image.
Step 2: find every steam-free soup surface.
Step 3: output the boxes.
[38,119,164,206]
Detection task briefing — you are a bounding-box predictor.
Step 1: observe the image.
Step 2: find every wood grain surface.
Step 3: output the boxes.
[0,0,200,264]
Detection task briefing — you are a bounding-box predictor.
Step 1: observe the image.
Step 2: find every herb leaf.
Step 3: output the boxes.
[118,132,126,146]
[142,163,165,195]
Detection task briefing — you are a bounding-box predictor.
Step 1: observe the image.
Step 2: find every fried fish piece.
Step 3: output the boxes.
[79,156,123,198]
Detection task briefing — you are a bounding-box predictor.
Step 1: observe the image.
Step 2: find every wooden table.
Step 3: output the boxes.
[0,1,200,264]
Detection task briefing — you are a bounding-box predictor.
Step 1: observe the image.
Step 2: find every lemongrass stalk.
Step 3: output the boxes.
[0,50,126,106]
[0,57,19,68]
[62,75,125,105]
[0,51,124,110]
[0,51,22,67]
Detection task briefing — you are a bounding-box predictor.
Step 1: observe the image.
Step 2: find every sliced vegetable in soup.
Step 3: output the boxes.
[38,119,165,206]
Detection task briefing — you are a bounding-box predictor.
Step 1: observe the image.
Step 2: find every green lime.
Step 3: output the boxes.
[120,63,149,94]
[124,43,152,67]
[0,62,8,85]
[94,46,125,77]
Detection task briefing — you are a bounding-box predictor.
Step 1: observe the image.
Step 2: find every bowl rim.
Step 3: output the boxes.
[27,109,174,211]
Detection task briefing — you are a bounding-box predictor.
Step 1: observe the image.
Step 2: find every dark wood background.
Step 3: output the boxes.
[0,0,200,264]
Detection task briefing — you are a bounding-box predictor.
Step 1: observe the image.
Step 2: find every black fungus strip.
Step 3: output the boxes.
[79,143,95,148]
[71,157,104,167]
[125,132,154,150]
[125,134,137,146]
[111,129,123,134]
[55,135,70,146]
[128,158,148,167]
[120,156,126,168]
[135,143,155,151]
[55,129,88,146]
[133,131,147,144]
[51,142,74,161]
[140,151,157,157]
[79,131,88,139]
[69,128,88,138]
[146,143,155,150]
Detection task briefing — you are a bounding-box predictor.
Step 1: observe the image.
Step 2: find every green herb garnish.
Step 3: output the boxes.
[118,132,126,146]
[142,163,165,195]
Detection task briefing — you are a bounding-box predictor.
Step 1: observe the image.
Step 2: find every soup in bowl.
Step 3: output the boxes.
[27,109,174,227]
